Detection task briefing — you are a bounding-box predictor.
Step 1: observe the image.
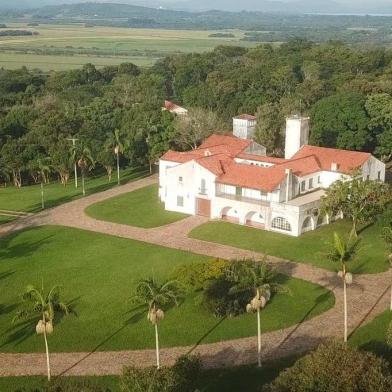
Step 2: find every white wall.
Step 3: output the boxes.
[362,156,386,181]
[284,117,310,159]
[163,160,216,215]
[159,160,180,201]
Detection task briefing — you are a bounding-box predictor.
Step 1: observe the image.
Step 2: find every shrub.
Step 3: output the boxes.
[119,355,201,392]
[263,341,392,392]
[171,259,228,292]
[387,320,392,348]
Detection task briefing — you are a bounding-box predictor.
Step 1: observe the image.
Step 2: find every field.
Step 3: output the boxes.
[0,23,256,70]
[0,167,148,213]
[85,184,188,228]
[0,225,334,353]
[189,220,389,274]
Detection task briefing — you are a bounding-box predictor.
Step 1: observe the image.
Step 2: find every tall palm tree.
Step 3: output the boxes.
[37,158,51,209]
[106,129,125,186]
[13,283,71,381]
[228,259,289,367]
[131,277,182,369]
[70,143,94,196]
[329,232,360,342]
[381,226,392,311]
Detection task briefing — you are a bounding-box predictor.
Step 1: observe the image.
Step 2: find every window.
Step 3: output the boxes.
[301,181,305,192]
[178,176,183,183]
[260,190,267,198]
[309,178,313,189]
[367,175,370,180]
[271,217,292,232]
[318,176,321,184]
[200,179,207,194]
[378,171,381,180]
[177,196,184,207]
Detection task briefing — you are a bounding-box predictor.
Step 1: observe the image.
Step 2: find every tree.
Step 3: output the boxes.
[321,177,391,237]
[13,283,71,381]
[227,259,288,367]
[105,128,125,185]
[263,341,392,392]
[96,148,115,182]
[310,92,370,151]
[381,225,392,311]
[50,141,71,186]
[329,232,360,342]
[131,278,183,369]
[254,103,285,155]
[70,142,94,196]
[173,108,224,150]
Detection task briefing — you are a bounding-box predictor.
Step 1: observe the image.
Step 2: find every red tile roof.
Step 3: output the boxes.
[163,100,186,112]
[217,162,287,192]
[160,133,373,193]
[233,114,257,120]
[237,153,287,165]
[292,145,370,174]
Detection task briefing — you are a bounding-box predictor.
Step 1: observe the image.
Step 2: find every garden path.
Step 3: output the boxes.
[0,175,390,376]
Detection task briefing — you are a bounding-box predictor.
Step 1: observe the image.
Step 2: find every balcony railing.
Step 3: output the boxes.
[215,191,270,207]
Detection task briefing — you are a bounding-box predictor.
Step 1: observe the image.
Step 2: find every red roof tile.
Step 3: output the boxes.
[163,100,187,112]
[292,145,370,174]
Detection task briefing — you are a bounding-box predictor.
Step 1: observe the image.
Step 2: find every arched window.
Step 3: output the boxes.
[271,217,292,232]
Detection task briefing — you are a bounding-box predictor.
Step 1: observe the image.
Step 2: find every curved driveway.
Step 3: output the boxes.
[0,175,390,376]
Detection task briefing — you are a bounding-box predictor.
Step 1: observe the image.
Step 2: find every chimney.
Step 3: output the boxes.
[285,168,292,202]
[204,150,212,157]
[331,162,339,172]
[284,115,310,159]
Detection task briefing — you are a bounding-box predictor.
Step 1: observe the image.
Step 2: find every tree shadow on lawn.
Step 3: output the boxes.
[359,340,392,361]
[58,304,147,377]
[0,296,81,349]
[0,229,55,261]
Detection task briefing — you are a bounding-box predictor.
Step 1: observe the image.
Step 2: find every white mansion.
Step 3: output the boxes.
[159,114,385,236]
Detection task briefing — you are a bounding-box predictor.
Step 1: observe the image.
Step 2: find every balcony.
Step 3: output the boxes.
[215,191,270,207]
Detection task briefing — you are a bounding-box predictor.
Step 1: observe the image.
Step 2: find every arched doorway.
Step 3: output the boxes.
[220,206,239,224]
[301,216,314,233]
[244,211,265,228]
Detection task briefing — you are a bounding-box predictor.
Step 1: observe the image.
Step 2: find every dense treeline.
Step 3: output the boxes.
[1,40,392,188]
[0,30,38,36]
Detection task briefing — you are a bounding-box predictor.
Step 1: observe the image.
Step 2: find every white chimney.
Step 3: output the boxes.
[284,115,310,159]
[233,114,257,140]
[331,162,339,172]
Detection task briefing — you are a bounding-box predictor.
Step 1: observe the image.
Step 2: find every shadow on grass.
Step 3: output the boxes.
[359,340,392,360]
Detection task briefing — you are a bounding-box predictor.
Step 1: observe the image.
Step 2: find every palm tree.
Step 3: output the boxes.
[13,283,71,381]
[70,143,94,196]
[227,259,289,367]
[106,129,125,186]
[37,158,51,209]
[131,277,182,369]
[381,226,392,311]
[329,232,360,342]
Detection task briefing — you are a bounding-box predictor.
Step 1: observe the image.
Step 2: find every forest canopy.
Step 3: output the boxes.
[1,39,392,187]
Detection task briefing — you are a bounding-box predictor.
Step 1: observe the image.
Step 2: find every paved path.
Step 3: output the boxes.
[0,175,391,376]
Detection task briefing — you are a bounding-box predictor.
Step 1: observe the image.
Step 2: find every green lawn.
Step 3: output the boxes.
[0,167,149,213]
[85,184,188,228]
[189,220,389,274]
[0,215,16,225]
[349,310,392,359]
[0,226,334,353]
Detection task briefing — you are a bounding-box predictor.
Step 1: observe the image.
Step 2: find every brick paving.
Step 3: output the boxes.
[0,175,391,376]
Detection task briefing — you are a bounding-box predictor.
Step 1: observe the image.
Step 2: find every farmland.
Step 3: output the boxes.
[0,23,255,70]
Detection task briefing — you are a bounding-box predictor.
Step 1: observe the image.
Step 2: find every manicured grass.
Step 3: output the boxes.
[0,226,334,353]
[85,184,188,228]
[0,215,16,225]
[0,167,149,213]
[190,220,389,274]
[0,376,119,392]
[349,310,392,359]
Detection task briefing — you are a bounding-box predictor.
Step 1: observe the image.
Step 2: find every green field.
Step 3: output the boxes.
[0,225,334,353]
[0,215,16,225]
[0,167,148,213]
[0,23,256,70]
[189,220,389,274]
[85,184,188,228]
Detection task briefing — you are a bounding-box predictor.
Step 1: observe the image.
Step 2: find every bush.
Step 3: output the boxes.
[171,259,228,292]
[387,320,392,347]
[263,341,392,392]
[119,355,201,392]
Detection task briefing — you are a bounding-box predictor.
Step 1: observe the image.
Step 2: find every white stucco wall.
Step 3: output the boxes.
[163,160,216,215]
